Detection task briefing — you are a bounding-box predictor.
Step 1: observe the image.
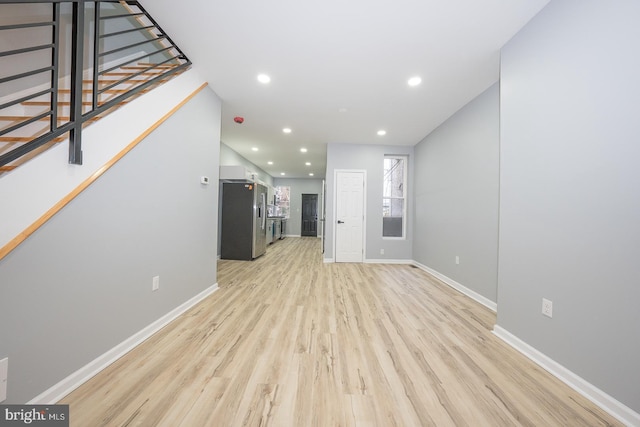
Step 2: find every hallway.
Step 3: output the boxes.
[62,237,619,426]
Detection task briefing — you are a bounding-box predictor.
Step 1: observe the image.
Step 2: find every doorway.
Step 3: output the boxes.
[301,194,318,237]
[321,179,326,253]
[335,171,365,262]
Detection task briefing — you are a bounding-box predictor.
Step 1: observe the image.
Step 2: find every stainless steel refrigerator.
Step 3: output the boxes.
[220,182,268,260]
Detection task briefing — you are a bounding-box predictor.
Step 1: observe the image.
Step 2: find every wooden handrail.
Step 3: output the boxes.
[0,82,208,261]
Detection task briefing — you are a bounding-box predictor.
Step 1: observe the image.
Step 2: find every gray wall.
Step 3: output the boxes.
[325,143,414,261]
[0,88,221,403]
[413,83,499,302]
[498,0,640,412]
[273,178,324,237]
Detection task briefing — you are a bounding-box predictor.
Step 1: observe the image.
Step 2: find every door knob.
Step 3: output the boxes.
[337,220,344,224]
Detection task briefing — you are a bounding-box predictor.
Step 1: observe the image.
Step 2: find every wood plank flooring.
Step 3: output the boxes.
[61,237,621,426]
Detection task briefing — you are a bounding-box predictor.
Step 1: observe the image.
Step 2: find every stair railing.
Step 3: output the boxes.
[0,0,191,172]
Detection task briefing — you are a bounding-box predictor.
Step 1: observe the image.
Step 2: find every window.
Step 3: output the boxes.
[275,186,290,218]
[383,156,407,238]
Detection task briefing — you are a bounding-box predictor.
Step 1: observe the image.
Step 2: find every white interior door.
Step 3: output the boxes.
[321,179,326,253]
[335,171,364,263]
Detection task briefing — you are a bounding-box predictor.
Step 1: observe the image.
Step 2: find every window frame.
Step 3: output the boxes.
[382,155,407,239]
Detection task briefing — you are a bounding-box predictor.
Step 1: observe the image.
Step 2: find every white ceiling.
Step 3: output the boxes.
[144,0,550,179]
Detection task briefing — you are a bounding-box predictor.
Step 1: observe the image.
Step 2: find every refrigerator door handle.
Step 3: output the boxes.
[261,193,267,229]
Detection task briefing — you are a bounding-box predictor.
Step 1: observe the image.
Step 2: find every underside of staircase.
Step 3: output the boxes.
[0,0,191,176]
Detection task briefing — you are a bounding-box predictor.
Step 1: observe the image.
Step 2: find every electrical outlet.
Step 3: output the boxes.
[380,249,384,255]
[0,357,8,402]
[455,256,460,265]
[152,276,160,291]
[542,298,553,318]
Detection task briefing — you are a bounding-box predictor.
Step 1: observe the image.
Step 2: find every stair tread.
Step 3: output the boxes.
[84,79,144,84]
[0,136,33,142]
[137,62,180,68]
[0,136,66,143]
[57,116,100,122]
[57,88,148,94]
[120,65,160,70]
[21,101,94,106]
[103,71,164,76]
[0,115,99,122]
[0,115,49,121]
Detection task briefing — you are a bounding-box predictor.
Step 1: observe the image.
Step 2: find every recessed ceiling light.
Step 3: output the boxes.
[408,76,422,87]
[283,128,292,134]
[305,162,311,166]
[268,161,273,165]
[252,147,259,151]
[309,173,314,176]
[257,74,271,84]
[377,130,387,136]
[300,148,307,153]
[280,172,285,176]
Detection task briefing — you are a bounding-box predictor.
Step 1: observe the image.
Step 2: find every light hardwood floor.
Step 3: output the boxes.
[61,237,621,426]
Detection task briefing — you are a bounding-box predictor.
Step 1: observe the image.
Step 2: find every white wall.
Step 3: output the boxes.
[498,0,640,416]
[324,143,414,262]
[413,83,499,303]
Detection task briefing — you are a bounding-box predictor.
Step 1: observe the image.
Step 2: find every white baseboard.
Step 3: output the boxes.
[28,283,219,405]
[325,258,406,264]
[411,261,497,312]
[365,258,413,265]
[493,326,640,427]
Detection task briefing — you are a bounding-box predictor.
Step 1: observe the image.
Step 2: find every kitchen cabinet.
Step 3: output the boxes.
[274,219,281,240]
[266,219,274,244]
[266,217,287,246]
[219,165,256,181]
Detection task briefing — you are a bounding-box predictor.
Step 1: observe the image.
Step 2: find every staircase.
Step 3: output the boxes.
[0,62,184,175]
[0,1,191,176]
